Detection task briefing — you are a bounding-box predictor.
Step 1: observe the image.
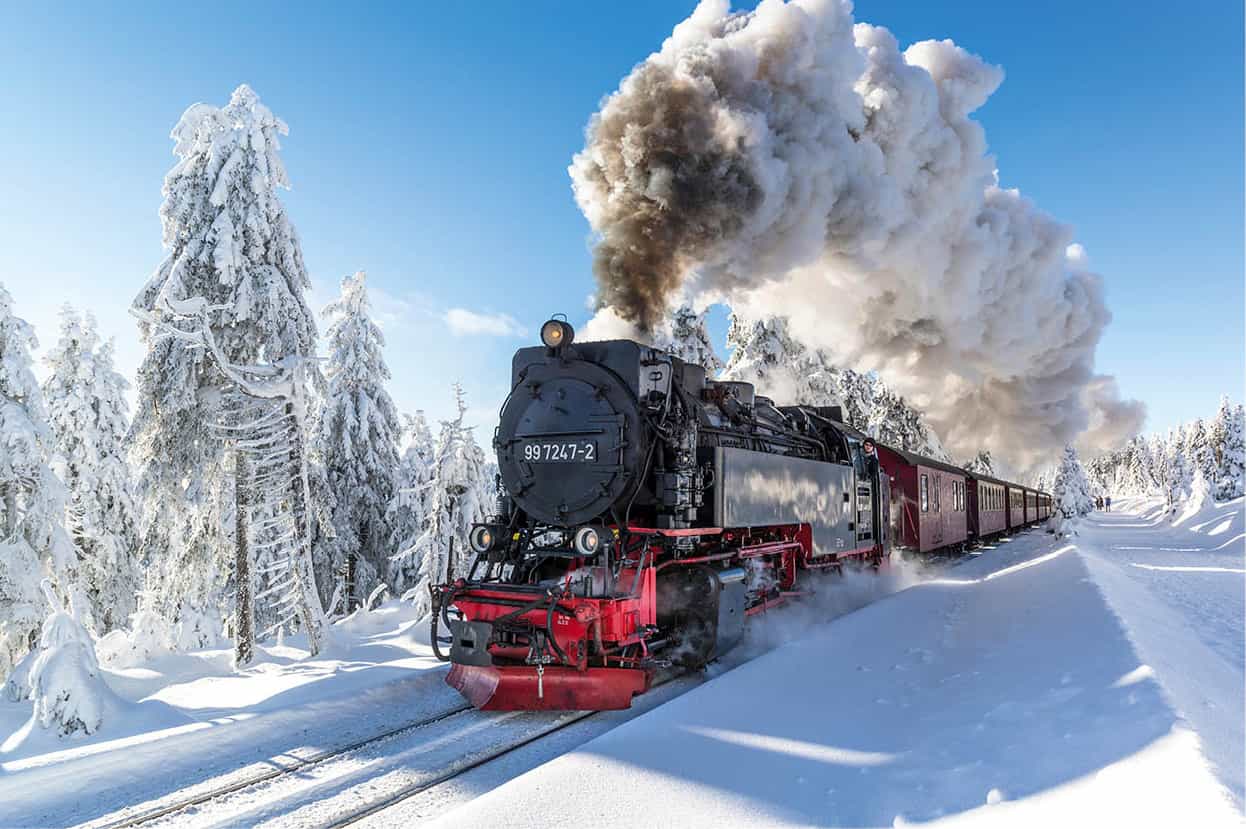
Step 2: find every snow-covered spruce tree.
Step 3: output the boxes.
[866,382,950,461]
[387,411,435,594]
[42,308,140,636]
[0,286,74,681]
[313,272,402,609]
[722,314,950,461]
[1146,433,1168,496]
[1227,403,1245,499]
[1182,418,1217,494]
[95,587,173,670]
[1210,397,1245,500]
[722,314,843,405]
[653,305,723,374]
[403,385,491,618]
[963,450,995,476]
[130,85,319,650]
[1112,437,1156,497]
[27,581,111,737]
[1046,445,1093,537]
[1162,427,1190,509]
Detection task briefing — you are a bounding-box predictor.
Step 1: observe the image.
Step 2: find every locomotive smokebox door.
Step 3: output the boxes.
[448,619,494,667]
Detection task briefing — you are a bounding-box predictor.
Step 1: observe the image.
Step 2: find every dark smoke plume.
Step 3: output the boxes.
[570,0,1145,467]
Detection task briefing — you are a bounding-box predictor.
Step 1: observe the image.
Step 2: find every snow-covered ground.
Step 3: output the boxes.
[432,503,1244,828]
[2,501,1241,828]
[0,605,456,827]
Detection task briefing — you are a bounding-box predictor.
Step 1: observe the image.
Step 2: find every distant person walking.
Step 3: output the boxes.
[1105,495,1112,512]
[1096,496,1103,510]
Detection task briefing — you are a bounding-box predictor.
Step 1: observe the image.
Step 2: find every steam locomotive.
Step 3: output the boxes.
[431,318,892,711]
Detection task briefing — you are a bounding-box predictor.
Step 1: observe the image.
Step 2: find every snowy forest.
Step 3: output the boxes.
[0,86,496,713]
[1081,399,1245,506]
[0,84,1242,737]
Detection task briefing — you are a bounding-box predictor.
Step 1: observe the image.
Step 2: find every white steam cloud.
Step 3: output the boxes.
[570,0,1144,469]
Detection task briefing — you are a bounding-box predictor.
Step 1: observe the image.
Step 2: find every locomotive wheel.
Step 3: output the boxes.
[656,566,719,668]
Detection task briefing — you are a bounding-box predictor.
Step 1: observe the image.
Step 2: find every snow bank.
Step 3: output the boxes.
[434,534,1239,827]
[0,599,452,826]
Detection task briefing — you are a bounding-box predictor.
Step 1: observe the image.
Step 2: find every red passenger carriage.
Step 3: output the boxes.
[874,446,969,554]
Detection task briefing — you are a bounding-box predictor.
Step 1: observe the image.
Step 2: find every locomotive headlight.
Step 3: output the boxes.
[469,524,498,553]
[540,319,575,349]
[573,526,601,556]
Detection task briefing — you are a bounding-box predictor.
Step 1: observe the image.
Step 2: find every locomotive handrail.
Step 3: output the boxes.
[654,550,736,571]
[510,427,608,439]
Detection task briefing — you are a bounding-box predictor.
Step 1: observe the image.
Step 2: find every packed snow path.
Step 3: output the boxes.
[1078,498,1244,806]
[430,510,1243,828]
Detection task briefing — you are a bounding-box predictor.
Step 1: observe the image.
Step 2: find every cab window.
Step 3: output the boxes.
[920,474,929,512]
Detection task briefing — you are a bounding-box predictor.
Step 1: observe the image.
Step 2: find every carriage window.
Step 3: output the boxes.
[920,475,929,512]
[933,478,941,512]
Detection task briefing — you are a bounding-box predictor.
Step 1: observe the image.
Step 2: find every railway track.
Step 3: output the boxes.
[88,671,688,829]
[93,703,474,829]
[319,669,691,829]
[322,708,600,828]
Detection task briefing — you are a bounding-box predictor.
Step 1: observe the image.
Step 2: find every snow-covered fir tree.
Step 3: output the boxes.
[1162,428,1188,508]
[1182,418,1217,491]
[0,286,74,681]
[1147,432,1169,496]
[387,411,435,594]
[722,314,840,406]
[403,386,492,618]
[962,450,995,476]
[26,581,111,737]
[129,85,319,650]
[722,314,950,461]
[1210,397,1245,500]
[314,272,402,608]
[42,307,140,635]
[653,305,723,374]
[1047,445,1093,536]
[1084,399,1245,506]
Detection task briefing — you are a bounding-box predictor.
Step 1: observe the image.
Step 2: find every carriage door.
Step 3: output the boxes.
[931,473,944,545]
[853,446,874,549]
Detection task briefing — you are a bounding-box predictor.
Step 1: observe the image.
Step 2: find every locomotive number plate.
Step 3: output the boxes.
[521,440,597,463]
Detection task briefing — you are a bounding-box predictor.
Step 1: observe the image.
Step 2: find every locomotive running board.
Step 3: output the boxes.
[447,663,650,711]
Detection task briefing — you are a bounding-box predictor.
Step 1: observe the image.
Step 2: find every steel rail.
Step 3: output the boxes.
[321,709,600,828]
[94,703,475,829]
[322,671,686,828]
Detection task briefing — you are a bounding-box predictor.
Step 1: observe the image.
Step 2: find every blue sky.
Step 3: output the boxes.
[1,1,1240,447]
